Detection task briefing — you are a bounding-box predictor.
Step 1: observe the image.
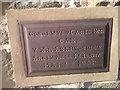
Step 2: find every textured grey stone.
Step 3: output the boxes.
[2,49,11,66]
[0,16,9,45]
[8,1,62,9]
[115,1,120,6]
[84,81,120,88]
[0,30,9,45]
[1,15,14,88]
[44,83,84,88]
[2,64,15,88]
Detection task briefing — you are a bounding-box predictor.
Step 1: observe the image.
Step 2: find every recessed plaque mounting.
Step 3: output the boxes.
[19,18,112,77]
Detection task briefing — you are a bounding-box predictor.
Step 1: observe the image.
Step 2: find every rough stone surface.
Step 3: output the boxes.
[115,1,120,6]
[2,49,11,66]
[1,1,120,89]
[1,15,15,88]
[0,30,9,45]
[84,81,120,88]
[0,16,9,45]
[7,0,120,9]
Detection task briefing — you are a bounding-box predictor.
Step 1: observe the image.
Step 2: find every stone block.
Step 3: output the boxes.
[7,7,119,87]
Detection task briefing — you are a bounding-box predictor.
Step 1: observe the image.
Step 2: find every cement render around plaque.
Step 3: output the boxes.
[6,7,119,87]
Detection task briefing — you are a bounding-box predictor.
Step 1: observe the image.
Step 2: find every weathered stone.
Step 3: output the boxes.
[96,1,110,6]
[74,1,81,7]
[2,2,11,15]
[8,1,62,9]
[84,81,120,88]
[40,2,62,8]
[0,30,9,45]
[2,65,15,88]
[0,16,9,45]
[115,1,120,6]
[2,49,11,66]
[46,83,84,88]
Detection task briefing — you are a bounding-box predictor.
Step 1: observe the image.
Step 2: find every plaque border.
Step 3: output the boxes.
[19,19,112,77]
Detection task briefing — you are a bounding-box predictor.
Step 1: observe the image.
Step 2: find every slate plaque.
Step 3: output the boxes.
[19,18,113,77]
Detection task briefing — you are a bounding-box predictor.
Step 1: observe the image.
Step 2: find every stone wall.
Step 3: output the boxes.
[1,0,120,88]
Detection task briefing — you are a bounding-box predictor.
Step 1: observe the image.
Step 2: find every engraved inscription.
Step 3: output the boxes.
[32,53,102,61]
[59,38,76,43]
[29,29,104,37]
[32,46,102,53]
[20,19,112,76]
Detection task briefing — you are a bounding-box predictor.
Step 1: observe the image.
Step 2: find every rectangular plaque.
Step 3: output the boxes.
[19,18,112,77]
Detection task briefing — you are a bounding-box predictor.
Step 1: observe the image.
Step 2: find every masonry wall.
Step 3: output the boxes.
[1,1,120,88]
